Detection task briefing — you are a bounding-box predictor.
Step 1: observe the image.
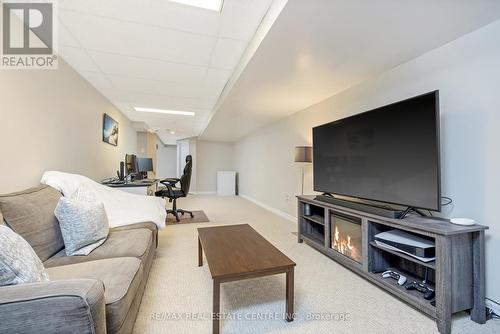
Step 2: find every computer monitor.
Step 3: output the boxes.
[137,158,154,172]
[125,154,138,175]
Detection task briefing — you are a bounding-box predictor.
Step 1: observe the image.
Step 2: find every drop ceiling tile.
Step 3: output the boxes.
[57,0,275,139]
[58,21,80,47]
[151,0,222,36]
[219,0,272,40]
[88,51,207,83]
[147,117,207,129]
[137,115,207,132]
[200,68,231,98]
[60,0,222,37]
[195,98,219,110]
[59,0,98,12]
[102,89,206,111]
[59,10,216,66]
[59,46,101,72]
[111,101,134,113]
[106,75,202,98]
[80,72,114,90]
[210,38,247,70]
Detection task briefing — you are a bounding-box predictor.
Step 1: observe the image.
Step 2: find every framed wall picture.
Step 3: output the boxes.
[102,113,119,146]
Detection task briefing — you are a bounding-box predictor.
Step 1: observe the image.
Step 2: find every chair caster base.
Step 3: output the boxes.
[167,209,194,222]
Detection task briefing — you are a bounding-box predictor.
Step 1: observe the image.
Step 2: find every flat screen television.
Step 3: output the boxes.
[137,158,154,172]
[313,91,441,211]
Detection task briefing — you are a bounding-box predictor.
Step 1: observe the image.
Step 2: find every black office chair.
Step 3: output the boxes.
[155,155,194,222]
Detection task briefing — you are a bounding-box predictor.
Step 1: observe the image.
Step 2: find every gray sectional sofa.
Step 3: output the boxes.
[0,186,158,334]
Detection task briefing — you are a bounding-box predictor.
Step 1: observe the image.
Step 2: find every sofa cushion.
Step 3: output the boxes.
[44,228,152,268]
[0,225,49,286]
[54,197,109,256]
[111,222,158,248]
[0,186,64,262]
[47,257,142,333]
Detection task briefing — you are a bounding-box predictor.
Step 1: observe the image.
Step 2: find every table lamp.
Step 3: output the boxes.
[295,146,312,195]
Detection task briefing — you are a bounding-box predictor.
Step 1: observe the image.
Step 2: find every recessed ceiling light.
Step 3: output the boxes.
[134,107,195,116]
[170,0,223,12]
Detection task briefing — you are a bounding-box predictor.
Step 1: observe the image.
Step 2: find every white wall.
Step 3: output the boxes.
[156,143,177,179]
[0,59,137,193]
[234,20,500,302]
[175,138,235,193]
[197,140,234,193]
[137,132,148,156]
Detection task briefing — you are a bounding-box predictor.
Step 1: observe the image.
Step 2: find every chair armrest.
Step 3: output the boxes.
[0,279,106,334]
[159,178,180,198]
[160,178,180,186]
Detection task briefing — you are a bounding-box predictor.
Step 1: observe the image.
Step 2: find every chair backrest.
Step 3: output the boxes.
[180,155,192,195]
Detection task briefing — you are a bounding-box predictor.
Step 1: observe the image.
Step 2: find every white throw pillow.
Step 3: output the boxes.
[0,225,49,286]
[54,195,109,256]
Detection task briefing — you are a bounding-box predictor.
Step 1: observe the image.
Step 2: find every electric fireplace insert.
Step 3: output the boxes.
[330,212,362,263]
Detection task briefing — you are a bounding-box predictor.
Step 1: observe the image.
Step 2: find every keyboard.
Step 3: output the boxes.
[139,179,157,183]
[102,178,122,184]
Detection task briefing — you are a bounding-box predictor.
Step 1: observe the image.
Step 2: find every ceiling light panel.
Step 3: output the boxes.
[134,107,196,116]
[170,0,223,12]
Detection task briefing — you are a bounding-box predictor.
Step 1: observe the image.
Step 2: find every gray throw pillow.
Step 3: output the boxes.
[54,197,109,256]
[0,225,49,286]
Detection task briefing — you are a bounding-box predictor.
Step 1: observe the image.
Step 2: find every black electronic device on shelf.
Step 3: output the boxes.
[405,268,435,300]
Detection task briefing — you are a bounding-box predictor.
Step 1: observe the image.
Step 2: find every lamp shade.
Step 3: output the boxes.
[294,146,312,163]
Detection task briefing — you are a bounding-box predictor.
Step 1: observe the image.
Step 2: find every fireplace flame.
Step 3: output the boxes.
[333,226,360,262]
[347,235,354,250]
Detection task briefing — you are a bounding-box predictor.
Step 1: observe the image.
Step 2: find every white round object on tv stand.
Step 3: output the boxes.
[450,218,475,226]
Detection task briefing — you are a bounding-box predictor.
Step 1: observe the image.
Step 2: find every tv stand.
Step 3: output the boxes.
[298,195,488,334]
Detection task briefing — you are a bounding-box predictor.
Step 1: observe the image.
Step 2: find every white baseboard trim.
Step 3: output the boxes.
[239,194,296,223]
[190,191,216,195]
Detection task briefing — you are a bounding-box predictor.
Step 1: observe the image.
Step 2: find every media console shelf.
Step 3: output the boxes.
[297,195,488,334]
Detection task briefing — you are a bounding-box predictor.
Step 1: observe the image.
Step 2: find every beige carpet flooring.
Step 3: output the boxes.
[133,195,500,334]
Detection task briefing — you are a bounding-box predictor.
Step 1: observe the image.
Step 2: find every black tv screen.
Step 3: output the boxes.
[313,91,441,211]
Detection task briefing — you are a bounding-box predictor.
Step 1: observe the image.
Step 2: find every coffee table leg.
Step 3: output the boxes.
[213,279,220,334]
[286,267,294,322]
[198,237,203,267]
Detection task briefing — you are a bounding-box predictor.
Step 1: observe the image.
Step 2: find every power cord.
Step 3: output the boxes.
[487,307,500,320]
[441,197,453,206]
[419,196,454,217]
[486,298,500,320]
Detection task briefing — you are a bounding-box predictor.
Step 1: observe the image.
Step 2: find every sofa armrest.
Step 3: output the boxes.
[0,279,106,334]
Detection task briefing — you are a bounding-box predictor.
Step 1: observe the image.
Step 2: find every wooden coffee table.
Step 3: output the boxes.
[197,224,296,334]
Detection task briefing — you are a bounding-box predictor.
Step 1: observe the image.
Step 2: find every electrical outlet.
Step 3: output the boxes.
[285,195,291,202]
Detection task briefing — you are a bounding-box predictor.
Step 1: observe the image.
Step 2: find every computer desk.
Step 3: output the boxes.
[104,180,158,196]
